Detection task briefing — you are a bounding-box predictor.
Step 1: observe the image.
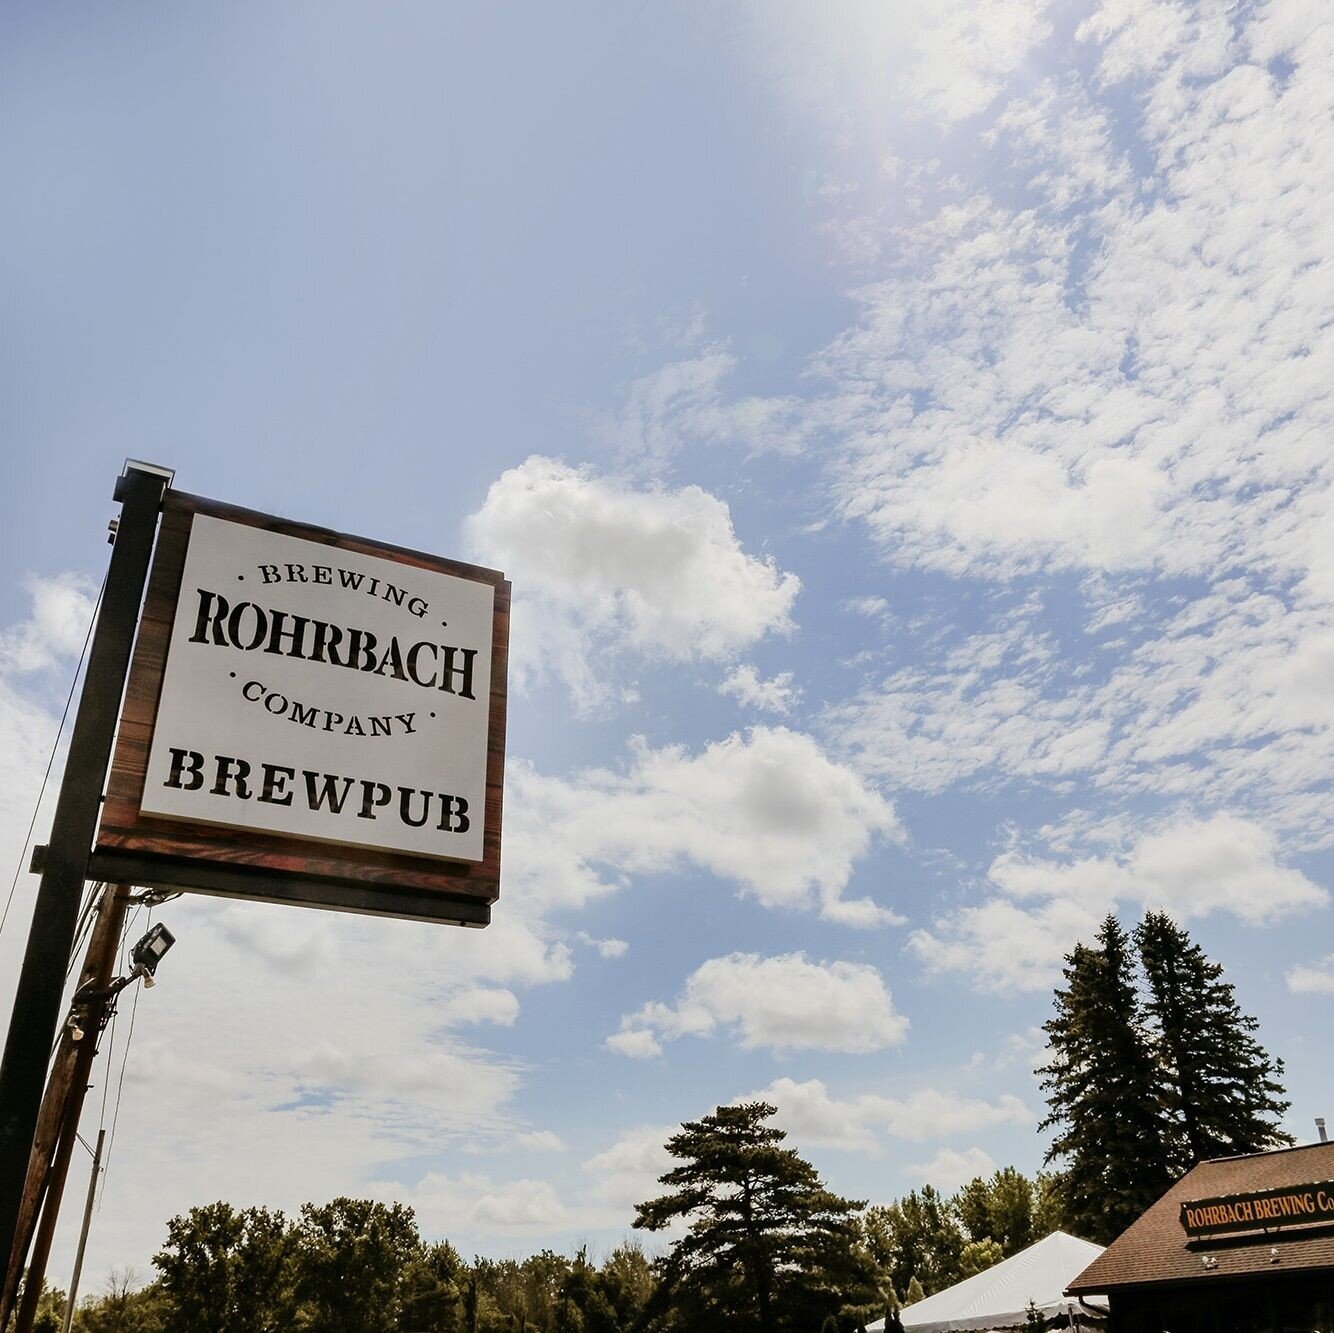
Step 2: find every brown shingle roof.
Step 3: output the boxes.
[1067,1141,1334,1294]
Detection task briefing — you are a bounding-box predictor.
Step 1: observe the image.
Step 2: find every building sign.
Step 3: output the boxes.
[1180,1182,1334,1237]
[143,514,492,861]
[94,492,509,925]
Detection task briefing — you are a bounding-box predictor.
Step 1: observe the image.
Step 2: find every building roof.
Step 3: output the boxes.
[1067,1141,1334,1295]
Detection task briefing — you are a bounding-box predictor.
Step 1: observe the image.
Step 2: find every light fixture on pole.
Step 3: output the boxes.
[130,924,175,988]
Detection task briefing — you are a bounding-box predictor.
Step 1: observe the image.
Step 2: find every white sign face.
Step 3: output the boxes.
[141,515,494,862]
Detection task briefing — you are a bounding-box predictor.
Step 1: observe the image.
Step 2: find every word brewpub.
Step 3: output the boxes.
[164,559,480,838]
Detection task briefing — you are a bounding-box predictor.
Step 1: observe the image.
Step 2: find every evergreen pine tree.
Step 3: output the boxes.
[1135,911,1293,1166]
[634,1102,875,1332]
[1038,916,1173,1243]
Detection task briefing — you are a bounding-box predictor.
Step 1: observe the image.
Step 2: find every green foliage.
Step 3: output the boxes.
[862,1186,963,1298]
[71,1269,166,1333]
[5,1277,67,1333]
[952,1167,1034,1257]
[957,1238,1003,1278]
[294,1197,422,1333]
[904,1276,925,1306]
[152,1201,296,1333]
[1039,916,1174,1243]
[399,1241,465,1331]
[549,1244,652,1333]
[1135,911,1292,1166]
[62,1153,1101,1333]
[1031,1173,1068,1238]
[634,1102,876,1332]
[1040,912,1293,1243]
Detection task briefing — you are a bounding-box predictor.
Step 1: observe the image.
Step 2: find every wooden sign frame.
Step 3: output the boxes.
[90,490,509,926]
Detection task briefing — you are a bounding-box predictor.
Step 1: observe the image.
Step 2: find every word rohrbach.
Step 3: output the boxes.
[139,515,495,863]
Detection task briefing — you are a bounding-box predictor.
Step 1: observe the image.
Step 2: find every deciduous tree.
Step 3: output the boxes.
[294,1198,420,1333]
[862,1186,962,1298]
[152,1202,295,1333]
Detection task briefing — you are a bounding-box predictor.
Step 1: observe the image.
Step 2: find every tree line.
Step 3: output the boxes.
[11,1155,1070,1333]
[11,909,1292,1332]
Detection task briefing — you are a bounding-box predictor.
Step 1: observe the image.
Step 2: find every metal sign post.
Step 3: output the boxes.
[0,465,168,1293]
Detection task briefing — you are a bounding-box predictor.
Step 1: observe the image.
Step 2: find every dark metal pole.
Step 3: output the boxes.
[0,465,167,1282]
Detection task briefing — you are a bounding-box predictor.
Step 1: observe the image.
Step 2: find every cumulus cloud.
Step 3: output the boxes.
[605,1029,663,1060]
[436,987,521,1027]
[391,1170,572,1235]
[466,457,799,706]
[0,574,100,1010]
[514,1130,567,1152]
[746,1077,1032,1154]
[906,1146,998,1191]
[1287,955,1334,996]
[582,1124,677,1215]
[610,953,909,1056]
[506,726,901,925]
[577,931,630,959]
[719,664,801,715]
[910,813,1327,993]
[0,573,97,673]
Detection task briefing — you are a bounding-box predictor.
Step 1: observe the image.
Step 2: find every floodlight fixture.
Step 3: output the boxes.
[131,923,175,978]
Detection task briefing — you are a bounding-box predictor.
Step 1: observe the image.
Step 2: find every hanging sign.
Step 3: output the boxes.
[1180,1181,1334,1237]
[94,492,509,925]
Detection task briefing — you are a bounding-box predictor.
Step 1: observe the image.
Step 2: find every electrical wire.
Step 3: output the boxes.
[65,881,106,980]
[0,568,107,940]
[97,906,149,1205]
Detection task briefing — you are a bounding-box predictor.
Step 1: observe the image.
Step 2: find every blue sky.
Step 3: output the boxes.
[2,0,1332,1287]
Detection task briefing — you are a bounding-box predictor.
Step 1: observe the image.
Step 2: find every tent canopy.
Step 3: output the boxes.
[868,1231,1109,1333]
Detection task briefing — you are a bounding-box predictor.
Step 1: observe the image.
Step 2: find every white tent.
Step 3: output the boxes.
[867,1231,1109,1332]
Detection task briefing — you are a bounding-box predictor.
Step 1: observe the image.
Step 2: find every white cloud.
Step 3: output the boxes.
[55,893,547,1275]
[905,1146,998,1192]
[605,1029,662,1060]
[577,931,629,959]
[436,987,521,1027]
[1287,955,1334,996]
[612,953,909,1056]
[901,0,1054,125]
[390,1170,572,1235]
[582,1124,677,1216]
[513,1130,568,1152]
[747,1077,1032,1154]
[0,576,99,1015]
[910,813,1328,993]
[506,726,901,925]
[719,663,801,715]
[599,346,806,468]
[466,456,799,707]
[788,0,1334,869]
[0,573,97,673]
[828,579,1334,846]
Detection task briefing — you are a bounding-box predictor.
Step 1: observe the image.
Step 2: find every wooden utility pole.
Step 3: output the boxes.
[59,1128,104,1333]
[2,884,130,1330]
[0,465,166,1286]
